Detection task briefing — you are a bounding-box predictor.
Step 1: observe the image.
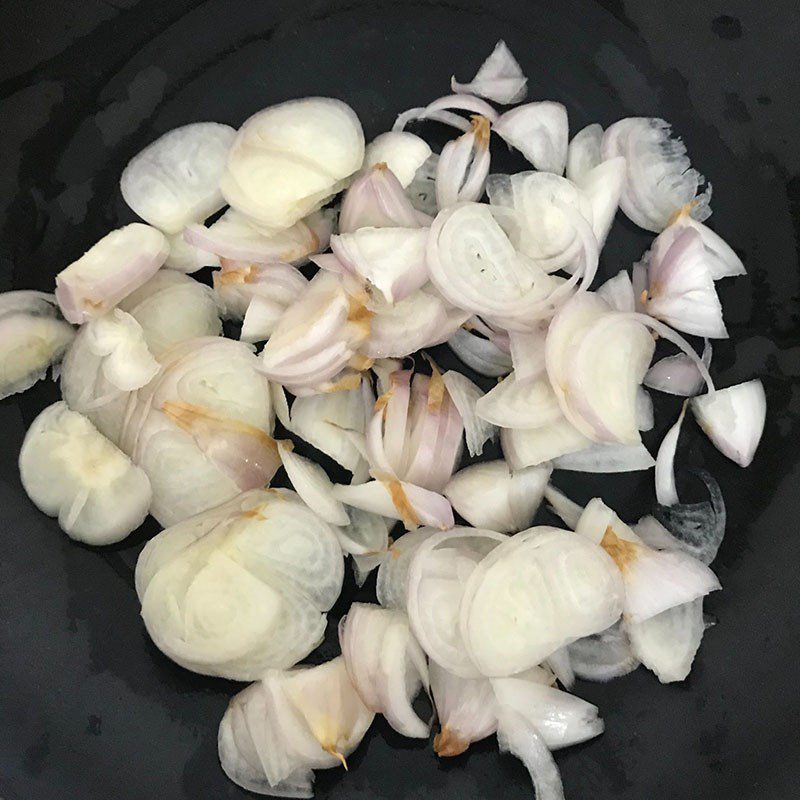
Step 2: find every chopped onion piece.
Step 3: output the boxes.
[508,325,547,381]
[430,661,497,756]
[575,498,720,624]
[376,529,437,609]
[460,526,624,676]
[496,708,565,800]
[596,270,635,312]
[339,164,423,233]
[576,156,626,249]
[118,270,222,357]
[601,117,711,232]
[444,460,551,533]
[19,401,151,545]
[451,40,527,104]
[655,403,687,507]
[448,326,513,377]
[644,339,712,396]
[55,223,168,324]
[0,291,74,400]
[221,98,364,231]
[407,528,508,677]
[637,387,654,432]
[691,379,766,467]
[553,441,656,473]
[136,489,343,678]
[441,370,496,457]
[334,506,390,557]
[476,373,562,430]
[332,479,454,531]
[362,132,432,188]
[340,602,430,737]
[627,598,705,683]
[120,122,235,234]
[164,230,220,273]
[543,484,583,530]
[501,417,590,470]
[567,623,639,682]
[492,678,603,750]
[643,227,728,338]
[278,441,350,526]
[566,123,603,184]
[436,116,491,208]
[493,102,568,175]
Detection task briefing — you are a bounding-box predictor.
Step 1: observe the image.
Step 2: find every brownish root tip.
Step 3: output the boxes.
[434,726,470,758]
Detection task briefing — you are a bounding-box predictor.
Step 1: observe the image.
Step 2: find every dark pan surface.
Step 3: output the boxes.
[1,1,799,798]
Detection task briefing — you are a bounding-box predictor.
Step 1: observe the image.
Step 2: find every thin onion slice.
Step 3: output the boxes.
[441,370,497,457]
[644,339,712,396]
[362,132,432,188]
[376,529,437,609]
[552,441,655,473]
[654,403,687,507]
[436,116,491,208]
[338,164,423,233]
[451,40,527,104]
[566,623,639,682]
[476,373,563,430]
[493,102,568,175]
[447,326,513,377]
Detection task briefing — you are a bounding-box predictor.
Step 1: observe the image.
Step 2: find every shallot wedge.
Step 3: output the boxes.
[340,602,430,737]
[121,122,236,234]
[19,401,151,545]
[361,132,432,188]
[441,370,496,457]
[444,460,551,533]
[55,223,169,324]
[338,164,424,232]
[451,40,528,104]
[691,379,766,467]
[0,291,74,400]
[136,489,343,679]
[493,102,569,175]
[218,657,373,797]
[376,528,437,609]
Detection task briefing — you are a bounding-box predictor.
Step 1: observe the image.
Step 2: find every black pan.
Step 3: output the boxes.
[1,1,798,798]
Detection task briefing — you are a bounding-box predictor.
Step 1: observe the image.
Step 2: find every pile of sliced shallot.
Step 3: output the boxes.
[7,39,767,800]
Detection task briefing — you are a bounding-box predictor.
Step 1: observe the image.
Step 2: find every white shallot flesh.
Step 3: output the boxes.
[376,528,437,609]
[444,460,551,533]
[361,132,432,188]
[435,116,491,208]
[19,401,151,545]
[0,291,74,400]
[691,379,766,467]
[441,370,496,457]
[448,325,513,377]
[218,656,373,796]
[493,101,568,175]
[55,223,169,324]
[645,339,712,396]
[339,602,430,737]
[567,623,640,682]
[451,40,527,104]
[655,403,687,507]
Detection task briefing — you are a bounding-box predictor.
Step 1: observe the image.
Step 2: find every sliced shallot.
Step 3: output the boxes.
[362,132,432,188]
[493,101,568,175]
[450,40,527,104]
[436,116,491,208]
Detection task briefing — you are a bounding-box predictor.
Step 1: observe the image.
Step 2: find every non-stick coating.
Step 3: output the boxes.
[1,1,799,798]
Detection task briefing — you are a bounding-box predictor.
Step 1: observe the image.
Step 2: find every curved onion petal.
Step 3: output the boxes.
[259,272,371,392]
[364,286,468,359]
[496,708,565,800]
[406,153,440,216]
[660,204,745,279]
[218,657,373,796]
[460,527,625,676]
[427,202,559,331]
[0,291,74,400]
[430,661,497,756]
[508,325,547,381]
[553,441,655,473]
[637,387,654,432]
[451,40,527,104]
[185,208,333,266]
[501,418,590,470]
[436,116,491,208]
[566,623,639,682]
[376,529,437,609]
[644,339,712,396]
[492,678,603,750]
[123,337,277,526]
[596,270,635,312]
[213,262,308,322]
[441,370,496,457]
[278,441,350,526]
[493,101,568,175]
[487,172,593,272]
[448,326,513,377]
[655,403,687,507]
[543,484,583,530]
[652,468,726,565]
[221,98,364,231]
[339,164,423,233]
[340,602,430,738]
[19,401,151,545]
[627,598,704,683]
[601,117,711,233]
[118,270,222,357]
[576,156,626,249]
[566,123,603,184]
[546,292,655,444]
[407,528,508,677]
[331,226,429,303]
[421,93,499,124]
[55,223,169,324]
[643,227,727,338]
[444,460,551,533]
[289,377,373,474]
[691,379,766,467]
[335,506,390,558]
[575,498,720,624]
[120,122,235,234]
[362,132,432,188]
[476,373,562,429]
[332,479,454,531]
[136,489,343,679]
[164,230,220,273]
[393,107,472,134]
